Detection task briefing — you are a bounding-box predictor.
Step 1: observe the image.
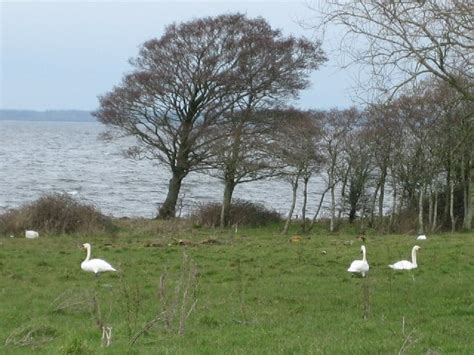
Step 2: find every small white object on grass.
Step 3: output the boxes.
[347,245,369,277]
[416,235,427,240]
[389,245,421,270]
[25,230,39,239]
[81,243,116,275]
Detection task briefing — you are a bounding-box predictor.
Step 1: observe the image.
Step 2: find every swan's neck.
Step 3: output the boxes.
[411,248,417,267]
[84,246,91,262]
[361,246,367,262]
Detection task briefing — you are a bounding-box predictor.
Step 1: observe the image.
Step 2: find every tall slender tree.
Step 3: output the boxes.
[343,121,374,223]
[268,109,322,235]
[316,108,358,232]
[205,24,326,226]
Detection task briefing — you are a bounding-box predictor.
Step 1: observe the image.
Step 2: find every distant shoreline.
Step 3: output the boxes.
[0,109,97,122]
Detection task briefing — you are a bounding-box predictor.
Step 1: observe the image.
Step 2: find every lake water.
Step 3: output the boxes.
[0,120,328,218]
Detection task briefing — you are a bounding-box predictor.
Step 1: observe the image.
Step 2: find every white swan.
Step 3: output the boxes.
[389,245,421,270]
[347,245,369,277]
[25,230,39,239]
[416,235,427,240]
[81,243,116,275]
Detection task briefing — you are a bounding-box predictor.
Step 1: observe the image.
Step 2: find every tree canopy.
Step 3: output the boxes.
[94,13,326,218]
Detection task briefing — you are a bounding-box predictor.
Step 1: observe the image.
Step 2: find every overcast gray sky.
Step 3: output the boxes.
[0,0,356,111]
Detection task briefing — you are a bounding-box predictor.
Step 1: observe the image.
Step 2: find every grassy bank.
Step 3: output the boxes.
[0,222,472,354]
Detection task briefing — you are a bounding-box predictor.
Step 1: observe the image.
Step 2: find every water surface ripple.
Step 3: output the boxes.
[0,121,326,217]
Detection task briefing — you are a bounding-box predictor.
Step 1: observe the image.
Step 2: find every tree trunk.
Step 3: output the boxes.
[159,119,192,219]
[450,176,455,232]
[467,163,474,230]
[283,175,299,235]
[443,166,451,224]
[378,169,387,220]
[432,189,438,232]
[220,180,236,228]
[348,174,360,224]
[220,121,243,228]
[330,182,336,232]
[301,175,310,232]
[418,186,424,235]
[159,170,186,219]
[389,175,397,232]
[463,155,472,230]
[389,189,397,232]
[337,166,350,219]
[359,200,367,232]
[349,203,357,223]
[308,187,329,232]
[370,182,380,227]
[428,186,433,229]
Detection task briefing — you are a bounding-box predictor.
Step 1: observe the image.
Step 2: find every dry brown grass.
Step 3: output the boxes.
[4,322,58,348]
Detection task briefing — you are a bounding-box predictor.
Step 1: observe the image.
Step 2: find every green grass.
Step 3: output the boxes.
[0,223,473,354]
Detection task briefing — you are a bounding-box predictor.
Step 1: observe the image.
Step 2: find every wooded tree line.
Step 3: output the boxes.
[94,7,473,232]
[308,0,473,232]
[300,79,472,235]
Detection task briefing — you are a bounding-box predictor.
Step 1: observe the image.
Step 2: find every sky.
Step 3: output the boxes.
[0,0,357,111]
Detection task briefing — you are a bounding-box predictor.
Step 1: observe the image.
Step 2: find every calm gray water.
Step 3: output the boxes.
[0,120,326,218]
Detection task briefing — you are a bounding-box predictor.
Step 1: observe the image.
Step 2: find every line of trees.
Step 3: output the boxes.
[95,10,473,232]
[94,13,326,221]
[307,0,473,231]
[306,79,472,234]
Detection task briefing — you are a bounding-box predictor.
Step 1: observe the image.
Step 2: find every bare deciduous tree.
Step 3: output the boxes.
[269,109,322,235]
[311,0,473,102]
[206,27,326,226]
[309,0,474,229]
[365,103,400,228]
[95,14,326,219]
[343,122,374,224]
[207,112,277,227]
[316,108,358,232]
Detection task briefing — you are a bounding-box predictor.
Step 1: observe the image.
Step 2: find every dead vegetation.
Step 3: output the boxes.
[288,235,303,243]
[191,200,281,228]
[4,322,58,348]
[0,193,113,235]
[144,237,221,248]
[50,289,94,314]
[129,251,198,345]
[91,292,113,347]
[175,237,221,246]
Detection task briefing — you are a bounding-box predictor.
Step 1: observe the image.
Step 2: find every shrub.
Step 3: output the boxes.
[191,199,281,227]
[0,193,113,236]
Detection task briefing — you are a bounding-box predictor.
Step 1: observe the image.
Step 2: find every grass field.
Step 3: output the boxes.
[0,222,473,354]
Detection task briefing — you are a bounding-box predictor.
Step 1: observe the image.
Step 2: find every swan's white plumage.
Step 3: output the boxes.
[25,230,39,239]
[347,245,369,277]
[81,243,116,274]
[389,245,421,270]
